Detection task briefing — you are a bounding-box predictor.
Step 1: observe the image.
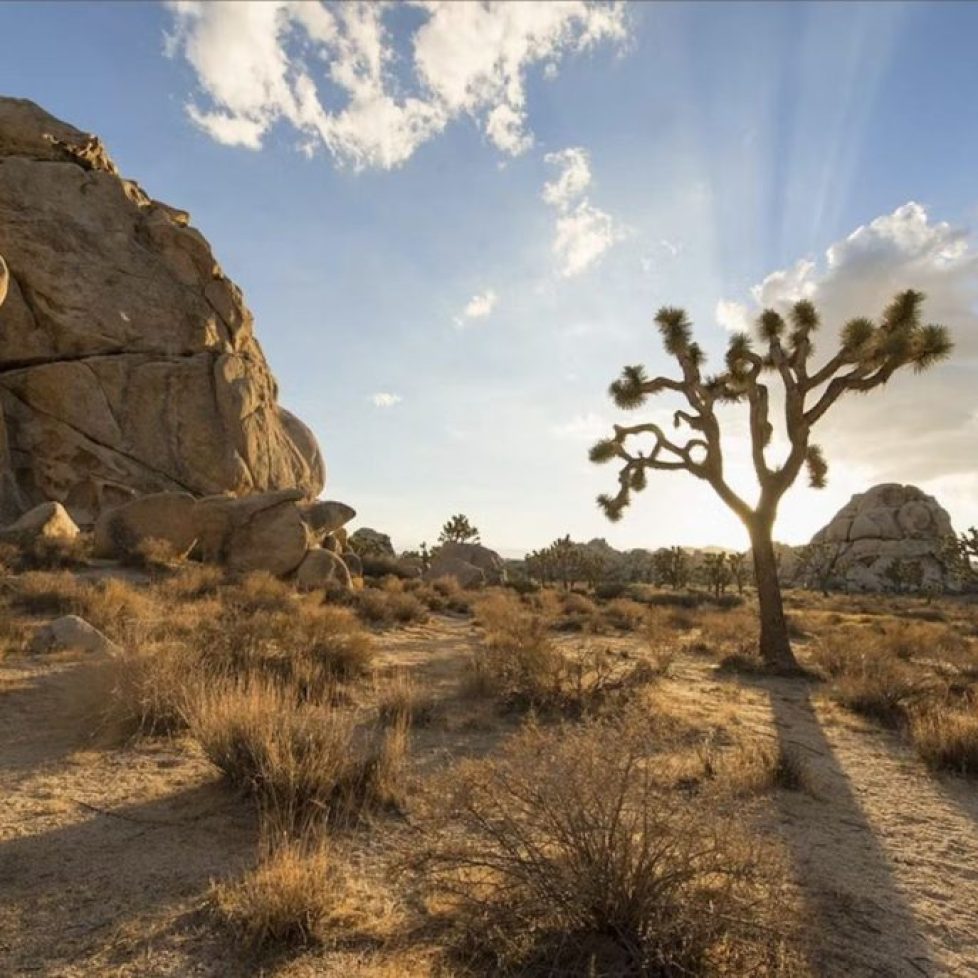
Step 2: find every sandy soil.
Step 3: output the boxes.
[1,617,977,977]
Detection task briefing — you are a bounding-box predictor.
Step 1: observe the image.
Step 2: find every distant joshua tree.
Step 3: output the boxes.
[701,552,731,599]
[653,546,689,590]
[591,292,951,671]
[728,552,750,595]
[438,514,480,545]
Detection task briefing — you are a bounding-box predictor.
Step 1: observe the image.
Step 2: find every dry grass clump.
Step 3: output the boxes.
[811,632,927,728]
[211,822,396,953]
[155,561,225,601]
[124,536,186,573]
[602,597,649,632]
[355,584,429,627]
[375,669,440,729]
[97,641,197,740]
[708,741,813,797]
[188,678,407,826]
[414,718,802,977]
[7,570,84,617]
[227,571,297,614]
[195,603,375,695]
[473,592,656,716]
[909,705,978,776]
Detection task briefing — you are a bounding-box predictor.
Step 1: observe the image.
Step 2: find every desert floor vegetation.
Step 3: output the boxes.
[2,568,978,976]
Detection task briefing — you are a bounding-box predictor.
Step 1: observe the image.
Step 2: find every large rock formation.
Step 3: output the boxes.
[0,97,324,524]
[807,483,955,591]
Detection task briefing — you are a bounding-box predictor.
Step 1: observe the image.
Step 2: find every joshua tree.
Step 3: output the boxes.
[438,513,480,545]
[728,552,750,595]
[591,291,951,670]
[701,552,731,598]
[653,546,689,590]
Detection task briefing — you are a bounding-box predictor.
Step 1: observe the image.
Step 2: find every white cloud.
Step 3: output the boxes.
[165,0,627,169]
[453,288,499,328]
[718,202,978,523]
[715,298,752,333]
[542,146,625,277]
[371,392,402,408]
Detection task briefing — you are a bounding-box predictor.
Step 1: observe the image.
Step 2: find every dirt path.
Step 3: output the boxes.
[1,622,978,977]
[665,656,978,978]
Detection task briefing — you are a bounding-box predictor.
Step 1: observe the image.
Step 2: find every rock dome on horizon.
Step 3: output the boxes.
[0,96,324,524]
[808,482,955,591]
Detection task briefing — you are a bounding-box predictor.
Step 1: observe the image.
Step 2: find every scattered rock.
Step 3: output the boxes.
[342,551,363,577]
[0,501,78,547]
[348,527,395,558]
[92,491,197,559]
[425,556,486,589]
[426,542,505,585]
[294,548,353,591]
[0,97,324,524]
[298,500,356,538]
[29,615,119,656]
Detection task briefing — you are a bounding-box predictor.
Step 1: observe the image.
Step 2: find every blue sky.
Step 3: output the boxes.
[2,1,977,554]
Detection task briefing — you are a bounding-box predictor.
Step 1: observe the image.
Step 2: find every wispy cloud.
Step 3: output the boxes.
[553,412,608,439]
[164,1,627,170]
[453,288,498,328]
[542,146,625,277]
[371,392,402,408]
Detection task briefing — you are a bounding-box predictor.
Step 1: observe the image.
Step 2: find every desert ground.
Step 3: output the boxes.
[1,558,977,978]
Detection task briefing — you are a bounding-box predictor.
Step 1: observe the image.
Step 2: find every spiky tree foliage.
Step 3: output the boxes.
[941,527,978,591]
[438,514,481,545]
[592,292,952,670]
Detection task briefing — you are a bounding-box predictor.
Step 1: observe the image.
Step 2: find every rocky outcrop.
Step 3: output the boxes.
[425,541,505,587]
[0,97,324,524]
[294,548,353,591]
[808,484,955,591]
[348,527,395,558]
[89,488,358,580]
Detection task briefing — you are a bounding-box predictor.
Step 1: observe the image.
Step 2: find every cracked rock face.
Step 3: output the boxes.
[809,483,955,591]
[0,97,325,523]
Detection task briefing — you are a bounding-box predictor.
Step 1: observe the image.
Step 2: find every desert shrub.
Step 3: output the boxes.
[196,604,374,692]
[355,588,428,627]
[156,562,225,601]
[16,532,92,571]
[227,571,296,614]
[99,641,197,739]
[123,536,185,573]
[811,638,925,728]
[375,669,440,728]
[594,580,628,600]
[415,718,801,977]
[7,570,84,617]
[603,597,648,632]
[77,577,161,644]
[188,679,406,827]
[473,593,658,717]
[562,591,598,616]
[910,706,978,776]
[211,823,390,953]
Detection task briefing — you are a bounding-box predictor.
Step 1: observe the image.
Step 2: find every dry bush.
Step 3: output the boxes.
[227,571,296,614]
[9,532,92,571]
[375,669,440,728]
[195,603,375,694]
[708,741,813,797]
[124,536,186,573]
[602,597,648,632]
[910,706,978,776]
[811,635,926,728]
[212,821,396,953]
[188,679,407,826]
[356,587,428,628]
[98,641,197,740]
[472,592,654,716]
[155,561,225,601]
[414,718,802,977]
[77,577,161,643]
[7,570,84,617]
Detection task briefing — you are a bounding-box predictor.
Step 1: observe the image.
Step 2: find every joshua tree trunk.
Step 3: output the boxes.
[748,518,795,672]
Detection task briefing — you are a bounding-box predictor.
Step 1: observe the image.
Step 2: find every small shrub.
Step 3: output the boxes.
[156,562,225,601]
[603,597,648,632]
[376,670,439,728]
[414,718,801,976]
[125,536,185,573]
[211,824,389,953]
[228,571,296,614]
[188,679,406,826]
[593,580,628,600]
[355,588,428,627]
[910,706,978,776]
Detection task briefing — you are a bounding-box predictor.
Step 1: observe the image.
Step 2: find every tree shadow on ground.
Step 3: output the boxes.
[742,674,936,978]
[0,779,256,978]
